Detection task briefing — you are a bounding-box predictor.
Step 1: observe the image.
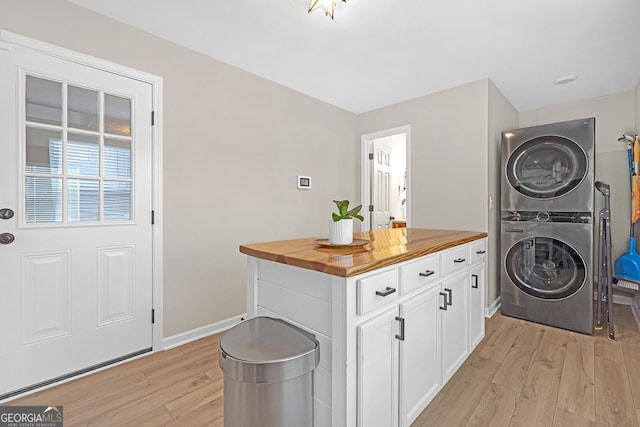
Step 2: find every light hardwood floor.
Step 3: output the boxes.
[412,304,640,427]
[4,305,640,426]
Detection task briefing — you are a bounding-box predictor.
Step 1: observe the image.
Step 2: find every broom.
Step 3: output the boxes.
[614,135,640,291]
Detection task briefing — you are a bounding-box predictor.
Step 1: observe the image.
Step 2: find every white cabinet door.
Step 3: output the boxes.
[469,263,485,350]
[399,286,442,427]
[357,307,400,427]
[440,271,469,383]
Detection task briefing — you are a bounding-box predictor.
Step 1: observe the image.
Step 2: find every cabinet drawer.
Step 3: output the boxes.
[441,245,469,277]
[357,269,399,315]
[470,240,486,264]
[399,253,440,295]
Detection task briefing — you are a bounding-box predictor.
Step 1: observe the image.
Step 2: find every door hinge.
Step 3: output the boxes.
[369,205,374,212]
[368,153,374,160]
[152,309,155,324]
[151,111,155,126]
[151,210,155,225]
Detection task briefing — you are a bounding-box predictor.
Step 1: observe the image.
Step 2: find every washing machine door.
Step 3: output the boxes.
[505,236,586,299]
[506,136,588,199]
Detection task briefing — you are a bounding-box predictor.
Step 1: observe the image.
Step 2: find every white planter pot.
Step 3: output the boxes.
[328,218,353,245]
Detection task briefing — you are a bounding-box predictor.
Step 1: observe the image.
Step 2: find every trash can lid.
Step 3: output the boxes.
[220,317,318,363]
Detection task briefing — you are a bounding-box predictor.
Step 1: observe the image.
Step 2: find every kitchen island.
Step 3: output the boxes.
[240,228,487,427]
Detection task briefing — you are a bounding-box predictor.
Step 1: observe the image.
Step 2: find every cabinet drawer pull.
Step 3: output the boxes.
[476,250,486,254]
[375,287,397,297]
[472,274,479,289]
[419,270,435,278]
[395,316,405,341]
[445,288,452,306]
[439,292,448,310]
[453,258,466,263]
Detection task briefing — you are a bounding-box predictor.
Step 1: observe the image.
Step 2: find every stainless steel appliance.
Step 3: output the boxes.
[501,118,595,212]
[500,212,593,334]
[500,118,595,334]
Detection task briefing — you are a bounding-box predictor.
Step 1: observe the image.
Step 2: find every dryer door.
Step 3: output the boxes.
[506,136,588,199]
[505,236,586,299]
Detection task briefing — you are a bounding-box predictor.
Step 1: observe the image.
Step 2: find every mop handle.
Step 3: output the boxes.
[628,144,633,186]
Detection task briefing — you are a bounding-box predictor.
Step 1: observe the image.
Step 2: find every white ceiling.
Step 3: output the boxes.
[67,0,640,114]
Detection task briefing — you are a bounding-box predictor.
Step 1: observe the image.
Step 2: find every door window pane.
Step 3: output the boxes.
[104,138,131,179]
[67,179,99,222]
[26,127,62,174]
[26,76,62,126]
[23,75,135,225]
[104,181,131,220]
[105,94,131,136]
[67,133,99,177]
[25,177,62,223]
[68,85,98,131]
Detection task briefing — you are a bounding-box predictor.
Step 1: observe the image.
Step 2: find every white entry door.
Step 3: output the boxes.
[0,43,154,399]
[371,141,392,230]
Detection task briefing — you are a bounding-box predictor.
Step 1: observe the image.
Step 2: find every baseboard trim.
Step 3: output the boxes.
[162,313,246,350]
[485,296,501,318]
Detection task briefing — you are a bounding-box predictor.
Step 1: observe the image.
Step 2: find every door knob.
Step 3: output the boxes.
[0,233,15,244]
[0,208,14,220]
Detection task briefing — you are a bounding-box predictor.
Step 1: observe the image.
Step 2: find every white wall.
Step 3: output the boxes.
[519,91,636,264]
[0,0,359,337]
[358,80,489,233]
[487,81,519,308]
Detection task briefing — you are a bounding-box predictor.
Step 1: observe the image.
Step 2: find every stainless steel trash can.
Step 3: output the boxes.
[219,316,320,427]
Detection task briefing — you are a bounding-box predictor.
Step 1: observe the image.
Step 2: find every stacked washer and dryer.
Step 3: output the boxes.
[500,118,595,335]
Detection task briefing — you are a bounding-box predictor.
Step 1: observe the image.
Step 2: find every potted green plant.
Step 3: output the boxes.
[329,200,364,245]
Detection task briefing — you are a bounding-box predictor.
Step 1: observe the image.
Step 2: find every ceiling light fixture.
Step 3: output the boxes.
[308,0,346,20]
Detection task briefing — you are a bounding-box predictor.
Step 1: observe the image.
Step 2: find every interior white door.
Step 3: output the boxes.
[0,43,154,399]
[371,141,392,230]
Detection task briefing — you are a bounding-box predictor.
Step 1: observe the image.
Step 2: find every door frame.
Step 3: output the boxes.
[0,29,164,352]
[360,125,411,232]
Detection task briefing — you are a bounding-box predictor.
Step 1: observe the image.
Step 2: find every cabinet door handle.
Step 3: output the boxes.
[476,250,486,254]
[445,288,452,306]
[419,270,435,277]
[395,316,405,341]
[376,287,397,297]
[454,258,466,263]
[439,292,448,310]
[472,274,479,289]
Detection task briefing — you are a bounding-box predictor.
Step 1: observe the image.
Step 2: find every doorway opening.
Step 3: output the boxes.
[361,126,410,231]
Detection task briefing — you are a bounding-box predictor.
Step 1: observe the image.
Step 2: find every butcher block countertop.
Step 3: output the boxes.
[239,228,487,277]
